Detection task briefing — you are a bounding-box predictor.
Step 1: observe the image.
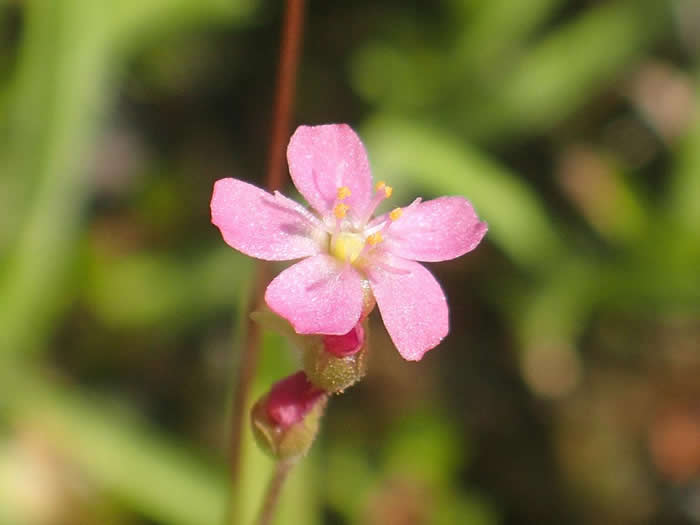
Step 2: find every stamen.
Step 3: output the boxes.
[337,186,351,200]
[363,180,395,222]
[375,181,392,198]
[406,197,422,211]
[334,203,349,220]
[367,232,383,246]
[389,207,402,221]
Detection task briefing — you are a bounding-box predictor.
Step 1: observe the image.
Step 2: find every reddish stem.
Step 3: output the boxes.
[228,0,306,517]
[266,0,306,192]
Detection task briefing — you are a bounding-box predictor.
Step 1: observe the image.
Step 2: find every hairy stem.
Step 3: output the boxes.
[256,460,296,525]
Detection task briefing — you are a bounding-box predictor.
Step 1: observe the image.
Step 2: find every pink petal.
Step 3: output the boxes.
[287,124,373,217]
[368,255,449,361]
[211,178,324,261]
[265,254,364,335]
[385,196,487,262]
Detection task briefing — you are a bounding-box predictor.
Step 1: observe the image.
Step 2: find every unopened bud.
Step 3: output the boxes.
[304,321,368,393]
[251,372,327,460]
[250,309,372,394]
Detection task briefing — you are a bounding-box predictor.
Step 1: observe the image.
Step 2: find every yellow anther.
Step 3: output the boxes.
[337,186,351,200]
[375,181,392,198]
[334,203,349,219]
[389,207,402,221]
[367,232,383,246]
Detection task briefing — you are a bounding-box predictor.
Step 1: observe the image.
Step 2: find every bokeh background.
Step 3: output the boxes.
[1,1,700,524]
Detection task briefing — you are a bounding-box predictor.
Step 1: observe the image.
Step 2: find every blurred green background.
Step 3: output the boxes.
[1,0,700,524]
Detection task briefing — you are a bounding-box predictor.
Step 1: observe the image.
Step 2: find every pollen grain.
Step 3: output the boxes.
[334,203,349,219]
[337,186,351,200]
[375,181,393,198]
[367,232,383,246]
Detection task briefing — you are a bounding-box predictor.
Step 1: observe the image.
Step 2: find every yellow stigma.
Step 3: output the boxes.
[367,232,383,246]
[334,203,349,219]
[331,232,365,263]
[389,207,402,221]
[375,181,392,198]
[337,186,351,200]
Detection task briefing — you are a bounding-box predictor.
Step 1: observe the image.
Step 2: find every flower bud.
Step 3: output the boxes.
[303,321,368,393]
[251,309,370,393]
[251,372,327,460]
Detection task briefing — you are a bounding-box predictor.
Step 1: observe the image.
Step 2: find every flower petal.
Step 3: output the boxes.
[211,178,325,261]
[265,254,364,335]
[287,124,373,217]
[385,196,487,262]
[368,255,448,361]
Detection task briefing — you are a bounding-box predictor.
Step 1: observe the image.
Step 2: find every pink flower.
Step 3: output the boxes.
[211,124,487,361]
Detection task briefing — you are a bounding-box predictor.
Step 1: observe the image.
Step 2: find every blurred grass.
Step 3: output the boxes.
[0,1,291,523]
[363,117,564,270]
[111,0,257,54]
[668,81,700,237]
[0,0,113,355]
[462,0,671,140]
[452,0,564,78]
[84,248,252,329]
[3,367,228,525]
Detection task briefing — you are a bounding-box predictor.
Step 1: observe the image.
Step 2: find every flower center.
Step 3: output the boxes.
[327,183,405,264]
[330,232,365,263]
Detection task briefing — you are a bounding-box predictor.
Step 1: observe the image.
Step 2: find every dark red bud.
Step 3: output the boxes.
[251,372,327,459]
[265,371,326,429]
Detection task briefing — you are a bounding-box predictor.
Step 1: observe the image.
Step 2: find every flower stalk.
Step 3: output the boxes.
[226,0,306,522]
[250,371,325,524]
[255,459,296,525]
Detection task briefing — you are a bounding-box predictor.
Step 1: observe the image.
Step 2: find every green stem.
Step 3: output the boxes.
[256,460,296,525]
